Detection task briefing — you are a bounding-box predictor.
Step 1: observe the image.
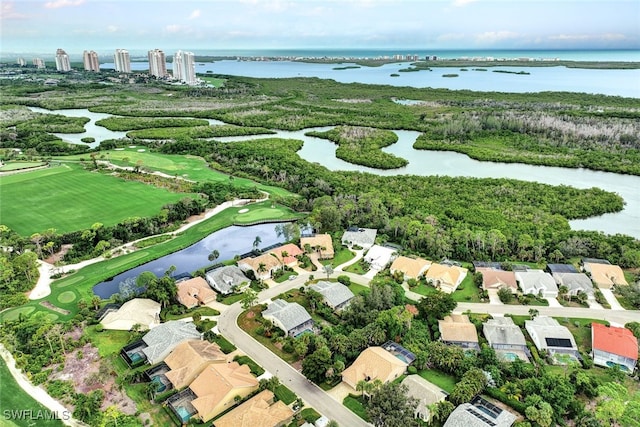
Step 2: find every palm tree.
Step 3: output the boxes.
[558,285,569,302]
[208,249,220,263]
[257,262,267,279]
[253,235,262,251]
[91,296,102,311]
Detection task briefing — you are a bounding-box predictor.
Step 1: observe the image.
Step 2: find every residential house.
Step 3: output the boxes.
[390,256,432,280]
[205,266,249,295]
[238,252,282,280]
[100,298,160,331]
[515,270,558,298]
[401,375,447,422]
[176,277,217,308]
[268,243,304,267]
[546,263,579,274]
[213,389,294,427]
[438,315,480,350]
[425,263,468,294]
[363,245,397,270]
[552,272,595,299]
[476,268,518,293]
[483,317,530,362]
[525,316,579,363]
[164,340,228,390]
[342,346,408,389]
[189,362,259,423]
[309,281,355,311]
[141,321,201,365]
[262,299,314,337]
[444,397,517,427]
[300,234,335,259]
[583,262,628,289]
[591,323,638,373]
[341,227,377,250]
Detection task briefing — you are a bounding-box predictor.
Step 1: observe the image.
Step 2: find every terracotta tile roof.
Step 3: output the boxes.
[239,252,281,275]
[164,340,228,389]
[213,390,294,427]
[176,277,217,308]
[342,346,407,389]
[476,268,517,291]
[592,323,638,360]
[438,315,479,344]
[584,263,628,288]
[268,243,304,266]
[190,362,258,422]
[425,264,468,293]
[300,234,335,258]
[390,256,432,279]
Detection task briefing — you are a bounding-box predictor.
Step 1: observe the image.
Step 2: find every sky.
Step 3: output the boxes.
[1,0,639,55]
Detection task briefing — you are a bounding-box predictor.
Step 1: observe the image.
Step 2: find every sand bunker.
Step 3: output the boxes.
[238,208,249,213]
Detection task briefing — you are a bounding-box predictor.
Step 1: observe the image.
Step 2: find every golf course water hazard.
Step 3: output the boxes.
[92,222,290,298]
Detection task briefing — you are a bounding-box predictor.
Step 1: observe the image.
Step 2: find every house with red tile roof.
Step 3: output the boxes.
[591,323,638,373]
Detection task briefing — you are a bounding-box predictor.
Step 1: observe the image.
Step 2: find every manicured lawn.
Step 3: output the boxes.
[344,260,367,275]
[0,358,64,427]
[200,76,226,87]
[55,150,293,197]
[418,369,457,393]
[0,163,192,235]
[274,384,297,405]
[343,394,369,421]
[411,282,439,296]
[162,306,220,321]
[84,326,136,357]
[237,307,298,364]
[323,247,355,268]
[452,275,482,303]
[348,283,369,295]
[0,201,304,323]
[0,161,46,171]
[298,407,321,423]
[234,355,265,376]
[557,317,609,351]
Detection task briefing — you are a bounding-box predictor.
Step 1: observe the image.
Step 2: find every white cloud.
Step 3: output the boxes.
[548,33,628,41]
[475,31,520,43]
[44,0,85,9]
[437,33,466,42]
[188,9,201,20]
[1,2,28,19]
[107,25,118,33]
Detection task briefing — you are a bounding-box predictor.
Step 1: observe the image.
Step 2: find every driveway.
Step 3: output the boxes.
[544,297,563,308]
[326,382,355,402]
[487,289,503,305]
[599,289,625,310]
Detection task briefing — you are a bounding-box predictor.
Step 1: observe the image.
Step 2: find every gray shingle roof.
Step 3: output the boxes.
[309,281,354,309]
[515,270,558,295]
[483,317,527,347]
[547,263,578,274]
[552,272,594,295]
[205,266,248,294]
[444,398,516,427]
[142,321,201,364]
[263,300,312,333]
[341,228,377,248]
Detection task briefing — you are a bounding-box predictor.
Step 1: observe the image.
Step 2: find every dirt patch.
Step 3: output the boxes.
[49,343,137,415]
[44,244,73,265]
[246,311,255,319]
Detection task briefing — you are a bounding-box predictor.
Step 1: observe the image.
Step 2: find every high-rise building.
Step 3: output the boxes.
[173,50,196,85]
[114,49,131,73]
[55,48,71,72]
[17,58,26,67]
[147,49,167,78]
[83,50,100,72]
[32,58,45,69]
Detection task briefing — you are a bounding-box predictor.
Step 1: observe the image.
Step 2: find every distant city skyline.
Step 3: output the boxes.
[1,0,638,54]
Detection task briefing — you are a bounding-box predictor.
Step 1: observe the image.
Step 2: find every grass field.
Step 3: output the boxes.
[0,201,304,323]
[0,358,65,427]
[55,148,293,197]
[418,369,457,392]
[0,164,192,236]
[0,161,46,171]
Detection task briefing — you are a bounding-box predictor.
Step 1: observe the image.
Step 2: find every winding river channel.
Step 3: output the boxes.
[28,107,640,239]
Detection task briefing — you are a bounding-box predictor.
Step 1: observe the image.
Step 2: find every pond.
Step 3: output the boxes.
[92,222,289,299]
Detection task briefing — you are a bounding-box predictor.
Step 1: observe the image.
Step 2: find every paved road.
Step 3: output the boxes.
[454,303,640,326]
[218,271,639,427]
[218,273,370,427]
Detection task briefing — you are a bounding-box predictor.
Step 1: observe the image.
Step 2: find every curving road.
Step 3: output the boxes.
[218,272,370,427]
[217,270,640,427]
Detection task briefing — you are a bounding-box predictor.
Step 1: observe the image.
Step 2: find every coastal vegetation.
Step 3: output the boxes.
[126,124,275,139]
[305,126,407,169]
[95,116,210,131]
